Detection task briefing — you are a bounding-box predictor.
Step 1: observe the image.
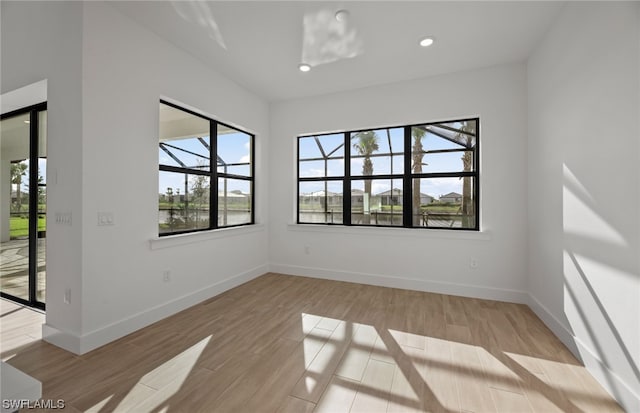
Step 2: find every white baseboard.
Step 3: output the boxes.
[42,264,268,355]
[269,263,529,304]
[526,294,580,356]
[42,324,82,355]
[528,294,640,413]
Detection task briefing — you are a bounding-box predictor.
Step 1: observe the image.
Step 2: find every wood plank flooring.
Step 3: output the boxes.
[1,273,623,412]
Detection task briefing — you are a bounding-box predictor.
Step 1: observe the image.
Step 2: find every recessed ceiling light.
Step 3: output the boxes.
[335,9,350,22]
[419,37,435,47]
[298,63,311,72]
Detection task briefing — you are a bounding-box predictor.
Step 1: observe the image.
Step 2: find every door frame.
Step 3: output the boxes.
[0,102,47,310]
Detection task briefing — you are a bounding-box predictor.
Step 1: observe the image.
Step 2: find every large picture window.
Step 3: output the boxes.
[159,101,254,236]
[297,119,478,230]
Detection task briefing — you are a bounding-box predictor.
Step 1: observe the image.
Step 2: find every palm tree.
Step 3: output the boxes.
[11,162,28,213]
[458,121,476,228]
[352,131,379,224]
[411,127,427,225]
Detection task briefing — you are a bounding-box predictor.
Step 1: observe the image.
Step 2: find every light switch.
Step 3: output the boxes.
[55,212,72,225]
[98,212,114,226]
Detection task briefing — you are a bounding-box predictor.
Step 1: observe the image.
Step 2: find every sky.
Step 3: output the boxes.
[158,122,476,200]
[298,125,475,199]
[159,131,251,196]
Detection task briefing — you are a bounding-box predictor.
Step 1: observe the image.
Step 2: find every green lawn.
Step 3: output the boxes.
[9,216,46,238]
[422,204,461,213]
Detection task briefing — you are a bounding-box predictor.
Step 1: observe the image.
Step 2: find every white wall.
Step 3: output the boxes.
[1,1,84,343]
[527,3,640,411]
[2,1,270,354]
[269,63,529,302]
[74,2,269,353]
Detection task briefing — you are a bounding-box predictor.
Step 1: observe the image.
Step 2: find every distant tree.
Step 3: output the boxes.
[411,127,428,225]
[165,187,180,230]
[190,165,209,225]
[352,131,379,224]
[26,173,46,212]
[10,162,28,213]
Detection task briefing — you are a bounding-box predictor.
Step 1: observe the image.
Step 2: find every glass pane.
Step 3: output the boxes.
[299,136,322,159]
[413,178,476,229]
[299,159,343,178]
[351,179,402,226]
[158,171,211,234]
[299,160,325,178]
[413,119,477,152]
[391,155,404,175]
[298,134,345,179]
[159,103,210,170]
[217,125,251,178]
[299,134,344,160]
[298,181,343,224]
[421,150,473,173]
[350,128,403,177]
[1,113,30,300]
[218,178,252,227]
[37,110,47,303]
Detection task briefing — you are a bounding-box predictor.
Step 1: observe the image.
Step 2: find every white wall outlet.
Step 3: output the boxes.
[63,288,71,304]
[162,270,171,282]
[97,212,114,226]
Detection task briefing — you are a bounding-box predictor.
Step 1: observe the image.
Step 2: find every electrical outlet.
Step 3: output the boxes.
[64,288,71,304]
[98,212,114,226]
[162,270,171,282]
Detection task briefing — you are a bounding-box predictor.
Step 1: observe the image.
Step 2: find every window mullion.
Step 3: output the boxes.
[403,126,412,227]
[210,120,218,229]
[344,132,351,225]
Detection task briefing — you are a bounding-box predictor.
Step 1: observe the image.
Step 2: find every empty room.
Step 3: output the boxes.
[1,1,638,412]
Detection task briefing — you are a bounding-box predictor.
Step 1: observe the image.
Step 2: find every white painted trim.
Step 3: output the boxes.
[287,223,492,241]
[45,264,267,355]
[0,361,42,408]
[42,324,82,355]
[527,293,640,413]
[150,224,265,250]
[269,263,527,304]
[526,294,580,356]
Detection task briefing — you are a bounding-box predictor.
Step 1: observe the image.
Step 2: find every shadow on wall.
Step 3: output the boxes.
[562,163,640,405]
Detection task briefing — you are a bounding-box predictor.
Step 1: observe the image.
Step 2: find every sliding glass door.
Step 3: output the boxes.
[0,103,47,309]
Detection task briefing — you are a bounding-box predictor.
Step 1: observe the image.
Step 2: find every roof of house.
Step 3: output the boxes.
[376,188,403,196]
[441,192,463,198]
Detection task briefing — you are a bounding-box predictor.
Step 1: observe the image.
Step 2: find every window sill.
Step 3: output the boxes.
[287,223,491,241]
[150,224,265,250]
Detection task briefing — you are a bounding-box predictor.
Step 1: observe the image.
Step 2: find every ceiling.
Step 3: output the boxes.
[110,1,564,102]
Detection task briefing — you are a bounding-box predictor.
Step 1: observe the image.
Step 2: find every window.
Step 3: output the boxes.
[297,118,478,230]
[159,101,254,235]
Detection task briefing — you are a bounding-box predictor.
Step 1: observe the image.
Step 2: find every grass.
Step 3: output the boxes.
[422,204,461,213]
[9,216,46,238]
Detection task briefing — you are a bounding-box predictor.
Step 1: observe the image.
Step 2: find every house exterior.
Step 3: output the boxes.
[299,190,342,209]
[378,188,403,205]
[439,192,463,204]
[351,189,364,206]
[420,193,435,205]
[377,188,434,206]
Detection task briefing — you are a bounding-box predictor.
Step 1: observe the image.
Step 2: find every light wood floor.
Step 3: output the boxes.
[1,273,623,412]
